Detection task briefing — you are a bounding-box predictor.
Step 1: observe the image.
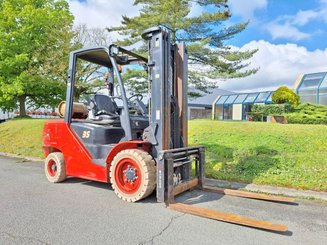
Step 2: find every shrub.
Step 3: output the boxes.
[285,103,327,124]
[252,104,293,121]
[295,103,327,113]
[272,86,301,107]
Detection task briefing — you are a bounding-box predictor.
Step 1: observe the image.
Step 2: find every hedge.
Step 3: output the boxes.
[252,104,292,121]
[252,103,327,124]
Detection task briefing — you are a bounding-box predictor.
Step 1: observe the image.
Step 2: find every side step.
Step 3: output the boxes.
[169,203,288,233]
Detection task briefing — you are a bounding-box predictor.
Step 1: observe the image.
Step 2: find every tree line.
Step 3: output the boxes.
[0,0,257,116]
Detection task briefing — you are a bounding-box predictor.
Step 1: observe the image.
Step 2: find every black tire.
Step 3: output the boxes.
[110,149,156,202]
[45,152,66,183]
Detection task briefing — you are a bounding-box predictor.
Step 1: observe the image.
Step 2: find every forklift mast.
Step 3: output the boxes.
[142,26,188,152]
[142,27,205,203]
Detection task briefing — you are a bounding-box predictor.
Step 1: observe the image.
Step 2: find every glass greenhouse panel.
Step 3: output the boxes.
[216,95,228,104]
[320,76,327,88]
[244,93,259,103]
[223,105,233,120]
[224,95,238,104]
[299,90,318,96]
[255,92,271,102]
[319,88,327,94]
[319,95,327,105]
[300,96,317,104]
[299,72,326,90]
[243,104,252,120]
[234,94,247,103]
[266,93,273,102]
[215,105,223,119]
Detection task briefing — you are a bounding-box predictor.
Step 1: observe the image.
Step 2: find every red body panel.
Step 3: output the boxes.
[105,141,151,164]
[42,120,150,183]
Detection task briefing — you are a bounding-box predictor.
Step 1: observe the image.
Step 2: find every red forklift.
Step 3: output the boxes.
[43,26,295,232]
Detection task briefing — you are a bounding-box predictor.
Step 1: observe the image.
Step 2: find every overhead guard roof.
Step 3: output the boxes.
[73,46,148,68]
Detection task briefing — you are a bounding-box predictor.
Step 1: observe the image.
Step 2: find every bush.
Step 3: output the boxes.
[272,86,300,107]
[286,113,327,124]
[12,115,32,120]
[252,104,293,121]
[285,103,327,124]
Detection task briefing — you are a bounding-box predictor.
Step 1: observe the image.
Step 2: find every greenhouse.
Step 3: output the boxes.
[295,72,327,105]
[212,91,274,120]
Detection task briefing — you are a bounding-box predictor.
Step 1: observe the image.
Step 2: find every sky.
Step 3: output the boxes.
[68,0,327,92]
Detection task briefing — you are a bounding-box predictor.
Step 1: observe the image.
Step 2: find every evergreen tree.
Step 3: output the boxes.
[108,0,258,95]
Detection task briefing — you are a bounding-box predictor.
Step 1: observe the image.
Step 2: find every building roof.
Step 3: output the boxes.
[188,88,234,107]
[214,90,275,105]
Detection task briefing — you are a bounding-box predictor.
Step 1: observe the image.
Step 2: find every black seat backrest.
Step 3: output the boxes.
[94,94,118,114]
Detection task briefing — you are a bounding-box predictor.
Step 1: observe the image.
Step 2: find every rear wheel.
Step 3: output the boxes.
[45,152,66,183]
[110,149,156,202]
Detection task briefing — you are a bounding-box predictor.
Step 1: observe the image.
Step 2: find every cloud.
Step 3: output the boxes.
[266,22,311,41]
[228,0,267,20]
[292,10,320,26]
[216,40,327,92]
[69,0,206,28]
[264,0,327,41]
[228,1,319,41]
[68,0,140,31]
[265,16,312,41]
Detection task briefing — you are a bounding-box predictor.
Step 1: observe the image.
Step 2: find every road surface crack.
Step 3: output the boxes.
[139,214,185,245]
[0,231,50,245]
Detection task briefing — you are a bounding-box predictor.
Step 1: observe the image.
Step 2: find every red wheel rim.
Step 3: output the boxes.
[114,158,141,194]
[47,159,57,177]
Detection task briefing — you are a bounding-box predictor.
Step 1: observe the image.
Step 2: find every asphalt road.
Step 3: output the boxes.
[0,156,326,245]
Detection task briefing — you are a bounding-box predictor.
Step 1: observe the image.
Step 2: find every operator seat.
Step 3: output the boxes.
[93,94,121,126]
[94,94,119,114]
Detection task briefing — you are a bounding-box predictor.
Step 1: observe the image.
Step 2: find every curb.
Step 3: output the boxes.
[0,152,43,162]
[205,178,327,202]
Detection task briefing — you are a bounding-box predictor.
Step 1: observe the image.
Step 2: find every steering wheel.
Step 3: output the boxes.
[127,94,143,103]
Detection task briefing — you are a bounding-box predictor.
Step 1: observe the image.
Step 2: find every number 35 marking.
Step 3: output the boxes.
[82,131,90,138]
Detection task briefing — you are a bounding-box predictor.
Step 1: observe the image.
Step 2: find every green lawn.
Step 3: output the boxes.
[0,119,46,158]
[189,120,327,191]
[0,119,326,191]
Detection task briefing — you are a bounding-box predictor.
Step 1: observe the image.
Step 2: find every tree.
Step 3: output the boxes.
[0,0,74,116]
[107,0,258,96]
[72,24,114,101]
[74,24,113,48]
[272,86,301,107]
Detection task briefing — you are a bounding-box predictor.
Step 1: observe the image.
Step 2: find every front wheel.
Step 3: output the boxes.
[45,152,66,183]
[110,149,156,202]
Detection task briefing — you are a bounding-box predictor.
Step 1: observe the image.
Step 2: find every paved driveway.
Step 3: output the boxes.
[0,156,326,245]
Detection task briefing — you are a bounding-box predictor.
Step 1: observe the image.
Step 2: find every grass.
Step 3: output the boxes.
[0,119,326,191]
[0,119,47,158]
[189,120,327,191]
